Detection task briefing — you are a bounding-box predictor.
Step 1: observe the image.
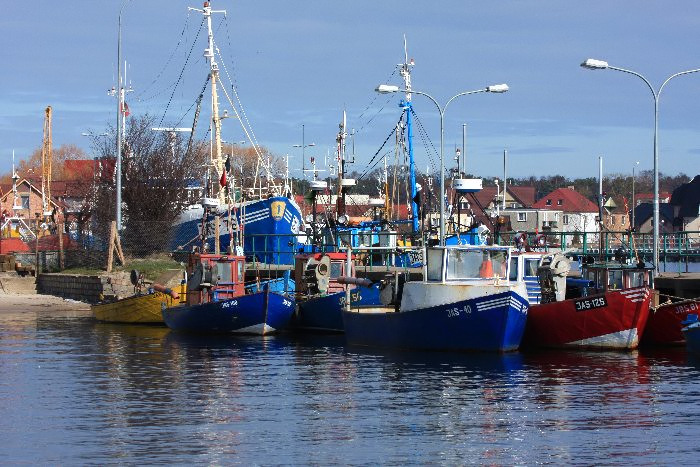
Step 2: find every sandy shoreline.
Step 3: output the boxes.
[0,293,91,318]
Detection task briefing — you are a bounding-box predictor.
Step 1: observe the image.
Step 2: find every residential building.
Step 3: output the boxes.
[670,175,700,238]
[533,186,599,245]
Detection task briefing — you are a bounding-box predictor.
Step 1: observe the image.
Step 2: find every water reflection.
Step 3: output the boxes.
[3,311,700,463]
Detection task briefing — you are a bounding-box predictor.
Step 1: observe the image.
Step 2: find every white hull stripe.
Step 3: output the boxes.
[243,213,271,224]
[243,207,268,218]
[477,297,526,312]
[566,328,640,349]
[243,209,270,221]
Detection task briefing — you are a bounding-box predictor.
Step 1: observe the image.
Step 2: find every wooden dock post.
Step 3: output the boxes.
[106,221,126,273]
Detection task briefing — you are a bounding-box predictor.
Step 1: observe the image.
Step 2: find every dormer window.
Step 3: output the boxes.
[545,199,552,206]
[557,199,563,206]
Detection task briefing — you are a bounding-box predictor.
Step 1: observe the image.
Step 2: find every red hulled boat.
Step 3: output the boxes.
[520,258,653,350]
[643,298,700,345]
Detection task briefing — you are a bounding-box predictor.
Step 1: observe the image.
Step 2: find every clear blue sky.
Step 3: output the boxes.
[2,0,700,181]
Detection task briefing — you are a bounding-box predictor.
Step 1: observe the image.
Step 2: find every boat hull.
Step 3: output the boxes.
[522,287,651,349]
[342,289,529,352]
[643,299,700,345]
[682,322,700,355]
[92,292,176,324]
[162,290,295,335]
[295,285,381,332]
[171,196,302,265]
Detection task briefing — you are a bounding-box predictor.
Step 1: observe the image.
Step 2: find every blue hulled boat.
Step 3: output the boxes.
[163,287,294,334]
[342,245,530,352]
[171,195,303,265]
[162,253,295,335]
[682,314,700,355]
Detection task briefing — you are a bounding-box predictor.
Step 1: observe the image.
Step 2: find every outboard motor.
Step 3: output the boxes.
[537,253,570,303]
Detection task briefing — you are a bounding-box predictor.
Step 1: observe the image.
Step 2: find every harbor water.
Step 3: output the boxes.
[2,303,700,464]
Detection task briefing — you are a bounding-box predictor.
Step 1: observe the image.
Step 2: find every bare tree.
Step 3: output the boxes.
[90,114,207,256]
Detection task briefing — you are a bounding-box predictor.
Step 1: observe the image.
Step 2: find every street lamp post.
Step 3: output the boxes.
[375,83,509,245]
[631,160,640,230]
[115,0,131,231]
[581,58,700,273]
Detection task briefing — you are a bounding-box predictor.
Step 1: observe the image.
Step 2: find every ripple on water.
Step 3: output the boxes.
[2,315,700,463]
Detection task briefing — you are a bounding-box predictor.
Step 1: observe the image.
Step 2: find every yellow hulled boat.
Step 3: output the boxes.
[92,285,181,324]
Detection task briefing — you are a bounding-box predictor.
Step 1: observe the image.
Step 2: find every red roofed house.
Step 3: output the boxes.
[533,186,600,244]
[456,184,564,236]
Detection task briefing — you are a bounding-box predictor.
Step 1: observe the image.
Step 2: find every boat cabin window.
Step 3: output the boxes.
[359,232,372,247]
[445,248,508,281]
[524,258,540,277]
[215,261,233,283]
[509,257,518,281]
[585,269,598,287]
[330,262,344,279]
[608,269,623,290]
[339,232,352,247]
[426,248,444,281]
[627,270,648,288]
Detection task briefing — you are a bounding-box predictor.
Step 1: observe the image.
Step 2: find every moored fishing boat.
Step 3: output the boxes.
[92,282,181,324]
[643,298,700,345]
[521,257,652,349]
[162,252,295,335]
[161,2,295,335]
[342,245,530,352]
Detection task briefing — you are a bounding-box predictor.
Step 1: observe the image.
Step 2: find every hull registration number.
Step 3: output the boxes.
[574,296,607,312]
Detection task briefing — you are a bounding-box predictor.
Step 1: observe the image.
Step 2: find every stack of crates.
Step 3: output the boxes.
[0,254,16,272]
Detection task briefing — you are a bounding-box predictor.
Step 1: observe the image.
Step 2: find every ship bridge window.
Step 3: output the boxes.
[509,257,518,281]
[330,262,343,279]
[525,258,540,277]
[446,248,508,280]
[427,249,444,281]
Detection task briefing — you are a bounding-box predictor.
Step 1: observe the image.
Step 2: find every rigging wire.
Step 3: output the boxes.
[410,107,440,173]
[352,67,398,136]
[215,41,279,191]
[134,10,192,101]
[356,114,404,181]
[159,17,205,126]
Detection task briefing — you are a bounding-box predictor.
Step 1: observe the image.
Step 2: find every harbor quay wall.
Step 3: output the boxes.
[36,274,110,303]
[36,273,134,304]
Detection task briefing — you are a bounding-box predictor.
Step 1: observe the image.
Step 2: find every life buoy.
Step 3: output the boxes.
[534,234,546,248]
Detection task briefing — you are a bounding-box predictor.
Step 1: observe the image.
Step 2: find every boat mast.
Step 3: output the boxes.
[335,111,347,218]
[190,1,226,204]
[399,35,418,233]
